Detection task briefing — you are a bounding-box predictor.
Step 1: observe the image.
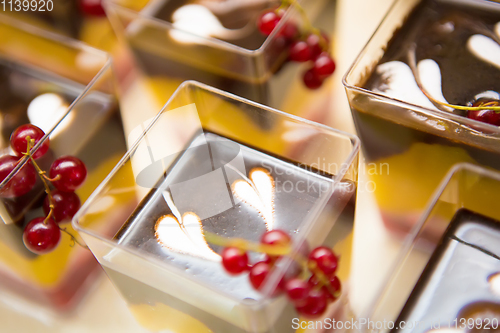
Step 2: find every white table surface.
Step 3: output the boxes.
[0,0,405,331]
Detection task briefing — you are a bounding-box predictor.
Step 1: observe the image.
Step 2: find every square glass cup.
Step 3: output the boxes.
[73,81,359,333]
[105,0,337,124]
[343,0,500,237]
[3,0,115,51]
[364,163,500,333]
[0,15,127,310]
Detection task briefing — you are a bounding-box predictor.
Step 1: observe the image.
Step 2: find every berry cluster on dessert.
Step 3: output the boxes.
[218,229,341,318]
[0,124,87,254]
[257,6,336,89]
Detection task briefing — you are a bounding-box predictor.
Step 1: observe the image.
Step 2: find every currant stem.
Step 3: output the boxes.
[43,174,61,182]
[206,231,339,296]
[23,137,55,225]
[282,0,312,30]
[308,261,338,297]
[205,232,291,256]
[277,1,288,12]
[280,0,327,49]
[59,226,89,249]
[408,46,500,113]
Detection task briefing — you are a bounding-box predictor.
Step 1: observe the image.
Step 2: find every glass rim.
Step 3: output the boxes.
[0,14,113,190]
[361,162,500,325]
[73,79,360,309]
[341,0,500,135]
[104,0,298,56]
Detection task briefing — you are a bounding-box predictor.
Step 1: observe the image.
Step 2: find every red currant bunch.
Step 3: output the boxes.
[257,5,336,89]
[0,124,87,254]
[221,230,292,296]
[220,229,341,318]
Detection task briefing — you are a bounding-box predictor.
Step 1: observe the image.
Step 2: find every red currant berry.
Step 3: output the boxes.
[328,276,341,298]
[49,156,87,192]
[306,33,329,58]
[221,247,249,275]
[43,190,81,223]
[467,110,500,125]
[79,0,106,17]
[303,69,324,89]
[249,261,271,290]
[10,124,49,159]
[285,278,311,305]
[0,155,37,198]
[308,246,338,275]
[308,274,320,287]
[289,41,313,62]
[261,229,291,247]
[23,217,61,254]
[295,288,328,318]
[258,10,281,36]
[312,52,336,78]
[467,99,500,126]
[308,274,341,300]
[330,275,341,292]
[279,22,298,41]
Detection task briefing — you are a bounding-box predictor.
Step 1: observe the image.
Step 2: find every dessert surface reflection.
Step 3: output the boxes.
[114,132,344,301]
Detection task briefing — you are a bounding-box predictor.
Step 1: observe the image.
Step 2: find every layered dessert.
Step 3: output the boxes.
[103,131,355,332]
[108,0,337,121]
[0,19,128,310]
[393,209,500,333]
[4,0,116,51]
[345,0,500,236]
[74,82,359,332]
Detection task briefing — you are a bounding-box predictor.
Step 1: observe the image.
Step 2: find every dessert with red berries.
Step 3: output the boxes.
[1,123,88,248]
[219,230,342,318]
[106,0,336,119]
[0,17,128,311]
[0,57,123,228]
[101,125,356,332]
[344,0,500,236]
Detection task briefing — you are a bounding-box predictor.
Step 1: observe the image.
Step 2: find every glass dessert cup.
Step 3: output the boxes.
[73,81,359,333]
[343,0,500,238]
[0,15,127,311]
[364,163,500,333]
[105,0,337,129]
[3,0,116,52]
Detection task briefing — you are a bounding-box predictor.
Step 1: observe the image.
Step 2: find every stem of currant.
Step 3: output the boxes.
[23,137,55,225]
[43,174,61,182]
[205,231,339,296]
[280,0,327,49]
[59,227,89,249]
[205,232,291,256]
[307,261,339,297]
